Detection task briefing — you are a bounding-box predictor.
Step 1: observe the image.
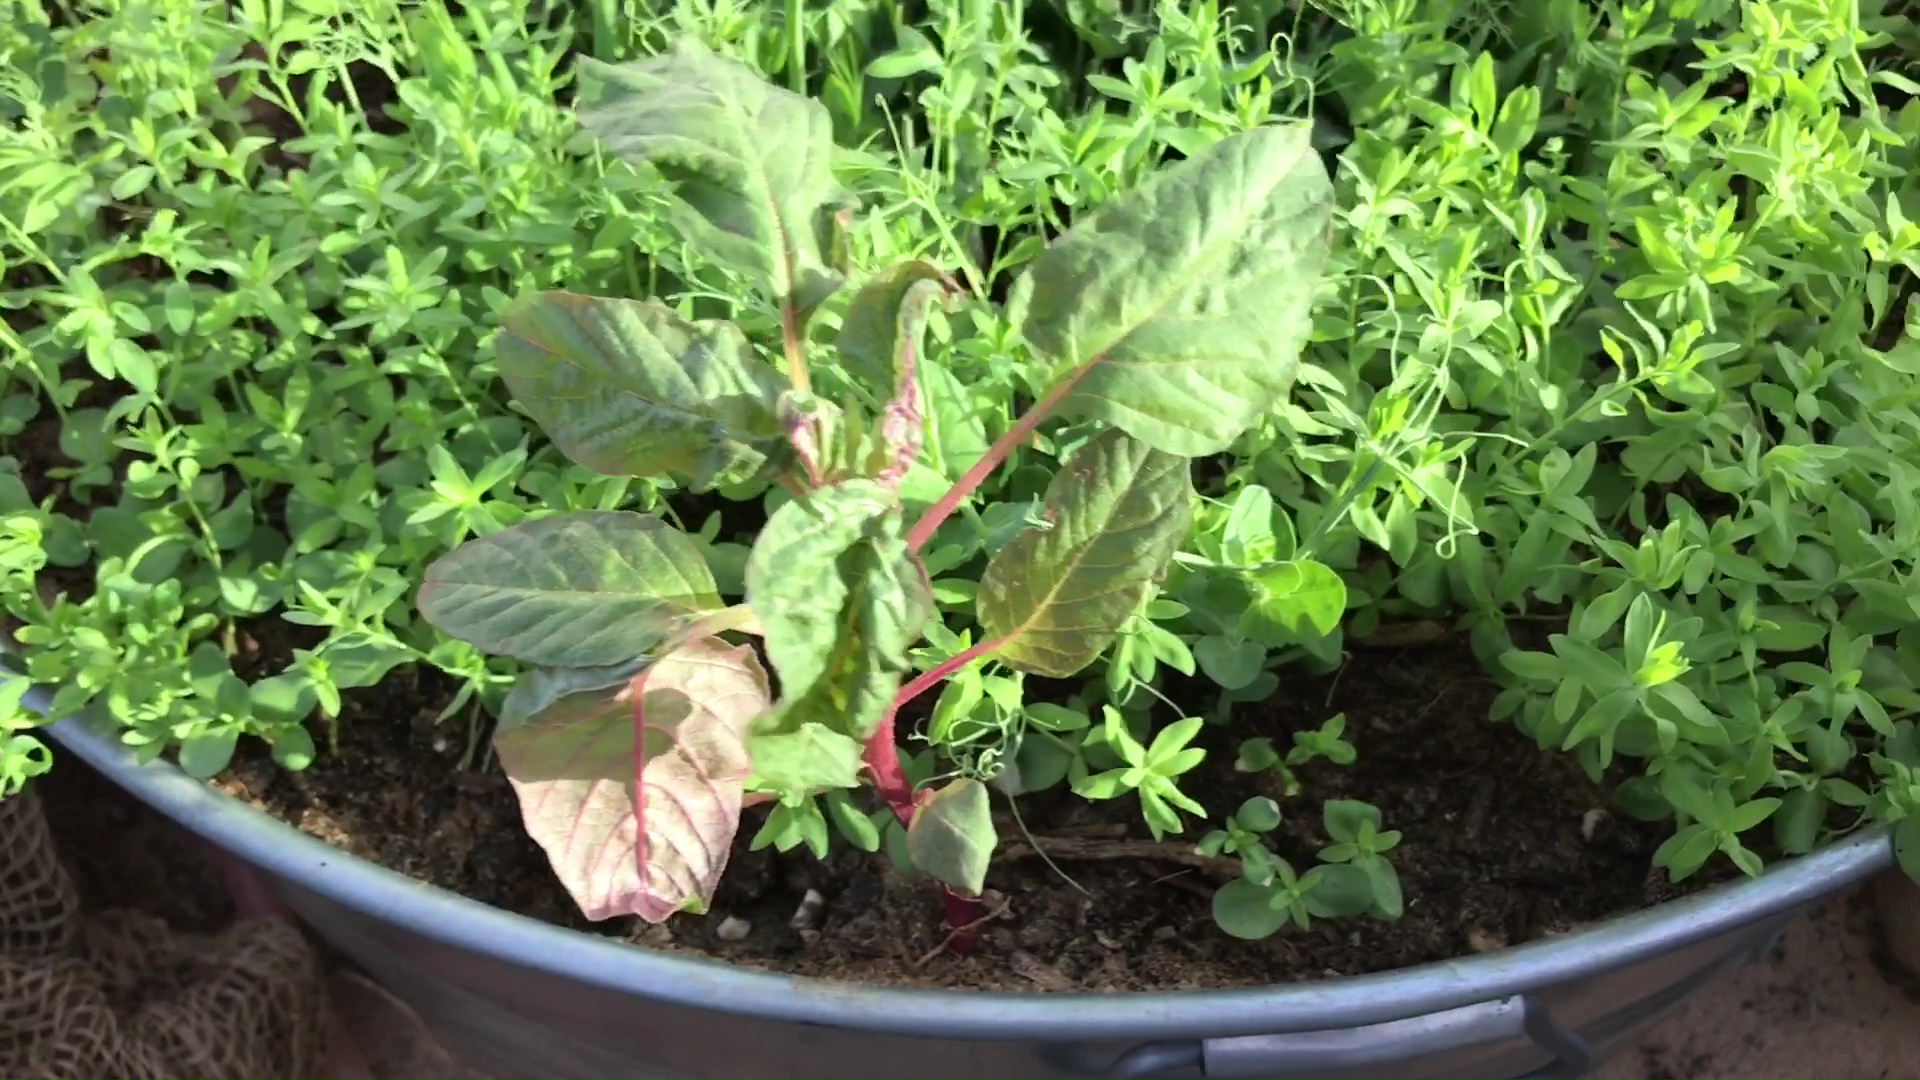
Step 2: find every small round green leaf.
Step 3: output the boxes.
[1302,862,1373,918]
[1212,878,1288,940]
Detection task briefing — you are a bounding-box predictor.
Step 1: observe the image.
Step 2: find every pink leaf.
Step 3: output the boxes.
[492,638,771,922]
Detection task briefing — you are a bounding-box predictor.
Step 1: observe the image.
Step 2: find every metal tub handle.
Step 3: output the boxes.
[1107,994,1594,1079]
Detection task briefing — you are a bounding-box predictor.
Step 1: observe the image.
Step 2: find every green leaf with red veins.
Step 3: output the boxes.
[574,42,847,323]
[1016,122,1333,456]
[496,293,788,491]
[492,637,771,923]
[976,429,1194,678]
[419,511,722,668]
[907,777,996,896]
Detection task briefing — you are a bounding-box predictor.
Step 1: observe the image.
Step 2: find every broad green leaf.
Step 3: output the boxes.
[921,357,990,479]
[977,430,1194,678]
[1017,123,1333,456]
[746,480,923,702]
[178,730,239,780]
[500,658,650,725]
[1724,796,1781,833]
[1323,799,1380,843]
[1549,635,1633,693]
[906,778,996,895]
[1221,485,1280,565]
[864,26,943,79]
[1362,857,1404,918]
[1025,702,1092,732]
[1243,559,1346,640]
[1194,635,1265,689]
[1500,650,1563,682]
[1562,686,1639,763]
[749,723,864,790]
[496,293,787,490]
[826,791,884,852]
[492,637,771,922]
[1301,863,1373,918]
[575,43,845,318]
[746,481,932,754]
[419,512,721,667]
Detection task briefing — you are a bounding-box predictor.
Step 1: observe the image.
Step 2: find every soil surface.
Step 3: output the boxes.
[211,640,1696,991]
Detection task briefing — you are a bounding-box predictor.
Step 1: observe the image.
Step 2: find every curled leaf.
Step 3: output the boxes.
[493,637,771,922]
[836,261,957,391]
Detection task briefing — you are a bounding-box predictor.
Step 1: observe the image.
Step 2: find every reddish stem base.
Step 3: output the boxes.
[941,888,986,956]
[866,726,987,955]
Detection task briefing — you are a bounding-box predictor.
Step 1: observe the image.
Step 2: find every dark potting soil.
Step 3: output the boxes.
[209,636,1700,992]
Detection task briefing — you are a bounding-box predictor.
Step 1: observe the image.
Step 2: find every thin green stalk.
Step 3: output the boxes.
[786,0,806,95]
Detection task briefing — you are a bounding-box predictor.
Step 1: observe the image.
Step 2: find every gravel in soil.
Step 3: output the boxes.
[211,639,1695,992]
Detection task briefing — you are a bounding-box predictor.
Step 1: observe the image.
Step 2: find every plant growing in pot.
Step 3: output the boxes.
[12,0,1920,1075]
[413,38,1353,946]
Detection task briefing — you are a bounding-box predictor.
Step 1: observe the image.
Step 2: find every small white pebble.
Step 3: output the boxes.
[1581,808,1607,842]
[716,916,751,942]
[430,734,449,753]
[789,888,826,931]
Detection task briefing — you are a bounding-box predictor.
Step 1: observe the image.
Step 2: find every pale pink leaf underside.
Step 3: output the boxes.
[493,637,770,922]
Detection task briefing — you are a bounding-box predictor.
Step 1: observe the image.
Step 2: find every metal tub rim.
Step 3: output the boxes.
[42,702,1892,1044]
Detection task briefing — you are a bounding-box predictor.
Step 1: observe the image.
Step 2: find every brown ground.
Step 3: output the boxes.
[208,641,1694,991]
[1596,890,1920,1080]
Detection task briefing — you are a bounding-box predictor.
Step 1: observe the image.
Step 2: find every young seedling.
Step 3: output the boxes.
[415,40,1332,942]
[1197,795,1285,887]
[1210,797,1403,939]
[1311,798,1404,920]
[1234,712,1355,796]
[1070,707,1211,840]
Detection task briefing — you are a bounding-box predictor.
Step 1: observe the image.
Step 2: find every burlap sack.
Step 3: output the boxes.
[0,789,328,1078]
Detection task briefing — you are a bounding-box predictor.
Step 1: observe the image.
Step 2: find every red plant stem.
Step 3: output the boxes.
[898,637,1003,710]
[863,724,917,826]
[942,888,986,955]
[903,363,1090,554]
[630,668,655,895]
[863,637,1004,826]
